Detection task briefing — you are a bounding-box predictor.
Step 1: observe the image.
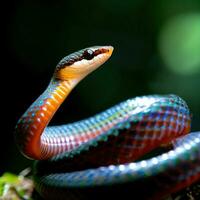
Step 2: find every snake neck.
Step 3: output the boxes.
[15,78,76,159]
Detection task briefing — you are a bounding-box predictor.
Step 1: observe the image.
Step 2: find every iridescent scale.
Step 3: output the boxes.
[24,90,198,200]
[15,67,200,200]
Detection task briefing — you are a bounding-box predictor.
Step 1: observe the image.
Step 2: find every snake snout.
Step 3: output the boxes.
[55,45,114,81]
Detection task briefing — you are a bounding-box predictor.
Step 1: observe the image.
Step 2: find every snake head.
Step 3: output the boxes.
[54,46,113,81]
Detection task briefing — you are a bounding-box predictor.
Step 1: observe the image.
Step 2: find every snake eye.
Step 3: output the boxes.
[82,49,94,60]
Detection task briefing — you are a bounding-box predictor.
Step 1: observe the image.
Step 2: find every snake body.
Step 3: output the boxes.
[15,46,200,199]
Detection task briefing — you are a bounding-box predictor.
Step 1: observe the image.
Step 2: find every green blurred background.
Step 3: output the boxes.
[2,0,200,174]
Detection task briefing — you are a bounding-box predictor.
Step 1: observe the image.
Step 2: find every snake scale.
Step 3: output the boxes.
[15,46,200,200]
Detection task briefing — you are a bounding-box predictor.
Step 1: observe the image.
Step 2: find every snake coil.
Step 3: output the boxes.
[15,46,200,200]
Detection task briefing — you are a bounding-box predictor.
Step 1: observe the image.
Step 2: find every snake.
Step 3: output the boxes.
[15,46,200,200]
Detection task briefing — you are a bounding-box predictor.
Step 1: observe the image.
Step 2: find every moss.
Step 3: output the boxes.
[0,169,34,200]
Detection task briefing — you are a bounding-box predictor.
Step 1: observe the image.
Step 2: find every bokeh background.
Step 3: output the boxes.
[2,0,200,174]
